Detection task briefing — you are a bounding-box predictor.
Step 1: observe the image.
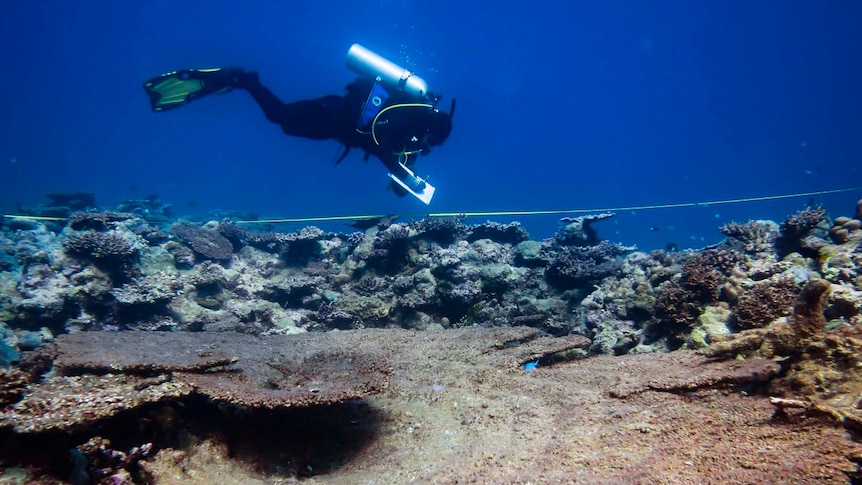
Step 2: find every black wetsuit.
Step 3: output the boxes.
[239,74,422,180]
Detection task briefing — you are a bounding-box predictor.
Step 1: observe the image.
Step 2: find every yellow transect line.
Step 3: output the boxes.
[3,187,860,224]
[2,214,68,221]
[237,187,862,224]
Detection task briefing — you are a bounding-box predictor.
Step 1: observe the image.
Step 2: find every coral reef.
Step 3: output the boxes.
[719,219,779,257]
[2,201,861,355]
[702,276,862,436]
[732,276,799,329]
[171,223,234,262]
[775,205,829,258]
[0,191,861,484]
[554,213,614,246]
[77,436,154,485]
[63,230,140,265]
[545,241,632,290]
[466,220,531,244]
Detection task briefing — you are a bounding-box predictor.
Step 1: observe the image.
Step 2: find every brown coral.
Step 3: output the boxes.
[704,278,832,360]
[776,205,828,258]
[681,249,743,302]
[732,278,799,330]
[0,330,393,433]
[781,205,828,238]
[172,223,234,262]
[0,368,30,407]
[466,221,531,245]
[0,373,195,433]
[702,279,862,402]
[654,284,702,328]
[412,217,467,245]
[791,278,830,338]
[63,230,139,264]
[719,220,778,255]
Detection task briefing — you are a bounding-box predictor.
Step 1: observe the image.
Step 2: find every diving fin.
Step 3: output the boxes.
[143,68,241,112]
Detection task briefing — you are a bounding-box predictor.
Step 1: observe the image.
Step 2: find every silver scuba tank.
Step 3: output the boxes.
[346,43,429,99]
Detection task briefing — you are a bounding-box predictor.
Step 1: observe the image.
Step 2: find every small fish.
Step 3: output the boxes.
[523,360,539,372]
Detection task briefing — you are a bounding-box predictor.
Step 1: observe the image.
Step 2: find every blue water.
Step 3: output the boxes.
[1,1,860,250]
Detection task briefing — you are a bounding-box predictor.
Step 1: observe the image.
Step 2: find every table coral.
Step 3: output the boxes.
[545,241,631,290]
[0,330,394,433]
[466,220,531,245]
[171,223,234,262]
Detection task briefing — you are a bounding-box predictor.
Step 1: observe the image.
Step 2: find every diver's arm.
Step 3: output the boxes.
[380,152,425,191]
[380,152,410,179]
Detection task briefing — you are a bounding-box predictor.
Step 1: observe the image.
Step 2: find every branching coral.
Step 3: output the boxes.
[720,220,779,256]
[77,436,154,484]
[0,368,29,407]
[681,249,744,303]
[654,284,702,329]
[703,279,831,360]
[63,230,139,265]
[776,206,828,258]
[363,224,412,273]
[411,217,467,246]
[732,278,799,329]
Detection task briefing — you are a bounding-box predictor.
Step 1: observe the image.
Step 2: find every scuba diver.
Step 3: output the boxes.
[142,44,454,204]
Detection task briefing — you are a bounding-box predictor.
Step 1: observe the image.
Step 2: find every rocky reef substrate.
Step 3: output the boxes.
[1,197,862,483]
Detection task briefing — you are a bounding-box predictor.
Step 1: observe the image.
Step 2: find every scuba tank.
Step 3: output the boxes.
[346,44,430,100]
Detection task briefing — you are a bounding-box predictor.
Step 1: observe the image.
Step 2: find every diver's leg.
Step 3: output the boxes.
[238,72,348,140]
[274,97,348,140]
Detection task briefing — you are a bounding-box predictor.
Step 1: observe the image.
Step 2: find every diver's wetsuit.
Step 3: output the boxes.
[238,73,416,180]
